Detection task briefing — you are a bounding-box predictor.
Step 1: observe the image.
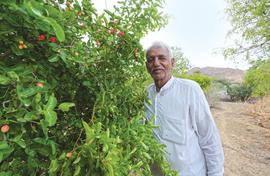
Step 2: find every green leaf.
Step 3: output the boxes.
[24,112,39,121]
[0,141,9,150]
[60,50,67,60]
[73,157,81,165]
[33,137,47,145]
[43,17,65,42]
[21,87,36,97]
[45,95,57,110]
[82,121,94,143]
[45,5,62,19]
[34,93,41,104]
[24,0,44,17]
[49,55,59,62]
[74,165,81,176]
[11,135,26,148]
[0,75,11,85]
[35,147,50,157]
[49,159,59,174]
[18,97,32,107]
[58,102,75,112]
[44,110,57,126]
[40,119,48,139]
[16,85,37,98]
[7,71,19,81]
[48,140,57,155]
[104,9,114,17]
[0,141,14,162]
[25,147,36,157]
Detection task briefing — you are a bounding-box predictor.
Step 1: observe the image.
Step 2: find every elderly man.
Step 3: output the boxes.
[144,41,224,176]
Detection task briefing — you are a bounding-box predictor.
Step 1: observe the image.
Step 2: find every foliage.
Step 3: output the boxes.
[171,46,190,75]
[181,73,212,92]
[226,83,252,101]
[216,79,251,101]
[224,0,270,61]
[0,0,177,175]
[244,59,270,97]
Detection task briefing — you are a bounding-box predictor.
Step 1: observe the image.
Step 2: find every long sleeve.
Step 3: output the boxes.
[189,83,224,176]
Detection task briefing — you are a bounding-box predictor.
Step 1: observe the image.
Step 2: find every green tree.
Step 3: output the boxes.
[224,0,270,61]
[0,0,177,175]
[244,59,270,97]
[171,46,190,75]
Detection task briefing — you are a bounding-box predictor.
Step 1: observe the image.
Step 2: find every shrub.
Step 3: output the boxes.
[181,73,212,92]
[244,59,270,97]
[0,0,177,175]
[226,83,252,101]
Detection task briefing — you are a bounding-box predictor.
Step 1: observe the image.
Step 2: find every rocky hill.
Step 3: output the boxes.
[188,66,245,83]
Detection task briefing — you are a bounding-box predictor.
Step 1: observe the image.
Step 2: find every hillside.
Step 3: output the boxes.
[188,67,245,83]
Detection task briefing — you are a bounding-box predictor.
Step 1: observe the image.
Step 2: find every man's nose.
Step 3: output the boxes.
[153,57,160,66]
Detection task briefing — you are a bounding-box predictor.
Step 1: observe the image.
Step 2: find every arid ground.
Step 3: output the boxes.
[212,99,270,176]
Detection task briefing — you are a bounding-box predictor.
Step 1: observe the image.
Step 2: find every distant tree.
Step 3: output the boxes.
[244,59,270,97]
[171,46,190,74]
[224,0,270,61]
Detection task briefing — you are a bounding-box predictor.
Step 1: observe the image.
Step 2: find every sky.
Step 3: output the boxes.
[92,0,250,70]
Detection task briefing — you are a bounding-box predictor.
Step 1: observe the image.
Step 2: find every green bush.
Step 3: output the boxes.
[0,0,177,175]
[226,83,252,101]
[181,73,212,92]
[244,59,270,97]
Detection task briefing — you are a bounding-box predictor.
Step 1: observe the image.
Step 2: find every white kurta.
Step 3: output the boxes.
[144,77,224,176]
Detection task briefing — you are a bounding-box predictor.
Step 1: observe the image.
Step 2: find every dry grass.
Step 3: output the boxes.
[249,96,270,129]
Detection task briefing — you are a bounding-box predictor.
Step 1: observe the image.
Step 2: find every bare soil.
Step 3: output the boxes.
[212,101,270,176]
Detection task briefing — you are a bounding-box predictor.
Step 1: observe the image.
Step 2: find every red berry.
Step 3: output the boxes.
[117,31,125,37]
[36,82,44,88]
[38,34,46,41]
[49,37,56,43]
[19,45,24,49]
[108,28,117,34]
[66,152,73,158]
[77,11,82,16]
[1,124,9,133]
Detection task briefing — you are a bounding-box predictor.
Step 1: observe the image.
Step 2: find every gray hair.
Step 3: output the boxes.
[146,41,173,59]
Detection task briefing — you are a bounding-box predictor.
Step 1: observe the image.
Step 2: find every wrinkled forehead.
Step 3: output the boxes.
[146,47,170,58]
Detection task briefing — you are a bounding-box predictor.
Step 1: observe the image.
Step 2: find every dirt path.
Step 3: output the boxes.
[212,101,270,176]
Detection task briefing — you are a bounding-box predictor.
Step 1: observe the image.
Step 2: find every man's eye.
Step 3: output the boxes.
[147,58,154,62]
[159,57,166,61]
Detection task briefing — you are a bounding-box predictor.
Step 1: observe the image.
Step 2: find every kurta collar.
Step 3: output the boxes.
[154,76,175,93]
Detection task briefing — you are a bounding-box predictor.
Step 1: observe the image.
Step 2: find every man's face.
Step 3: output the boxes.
[146,47,175,82]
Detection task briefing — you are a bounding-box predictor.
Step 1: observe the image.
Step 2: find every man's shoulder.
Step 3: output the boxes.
[174,77,201,89]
